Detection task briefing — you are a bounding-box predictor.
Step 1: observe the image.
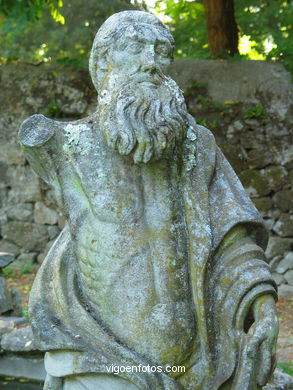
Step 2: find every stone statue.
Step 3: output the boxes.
[19,11,279,390]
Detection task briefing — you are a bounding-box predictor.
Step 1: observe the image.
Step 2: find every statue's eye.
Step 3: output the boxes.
[155,44,170,57]
[127,41,142,53]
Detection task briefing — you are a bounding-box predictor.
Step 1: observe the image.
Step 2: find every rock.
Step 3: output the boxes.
[34,201,59,225]
[58,214,66,229]
[269,256,283,272]
[253,198,273,214]
[226,120,244,144]
[47,225,60,240]
[36,239,55,264]
[0,355,46,381]
[0,319,14,336]
[263,218,275,231]
[0,162,8,189]
[239,169,270,197]
[284,269,293,285]
[0,316,26,326]
[10,287,22,317]
[16,252,37,263]
[2,221,49,252]
[262,166,287,192]
[273,190,293,213]
[273,214,293,237]
[0,277,13,314]
[0,143,26,166]
[0,239,20,256]
[6,202,33,221]
[6,166,41,203]
[278,284,293,298]
[275,252,293,273]
[0,252,15,268]
[271,272,285,286]
[265,238,293,260]
[240,131,266,149]
[264,368,293,389]
[247,149,272,169]
[1,325,37,352]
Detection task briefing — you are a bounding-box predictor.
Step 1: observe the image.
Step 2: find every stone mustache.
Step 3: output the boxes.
[19,10,278,390]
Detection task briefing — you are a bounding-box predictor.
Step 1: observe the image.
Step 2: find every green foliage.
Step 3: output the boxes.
[2,267,15,277]
[243,104,266,119]
[152,0,293,74]
[43,99,64,118]
[0,0,137,66]
[154,0,209,59]
[22,306,30,322]
[20,260,35,275]
[236,0,293,74]
[277,361,293,377]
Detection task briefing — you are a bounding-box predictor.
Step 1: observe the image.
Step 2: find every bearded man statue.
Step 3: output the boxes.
[19,11,278,390]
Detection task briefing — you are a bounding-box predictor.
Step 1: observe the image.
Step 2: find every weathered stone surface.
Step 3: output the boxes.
[0,355,46,381]
[240,131,266,149]
[284,269,293,285]
[273,214,293,237]
[263,218,275,231]
[170,60,293,117]
[0,239,20,256]
[6,166,41,203]
[226,120,244,144]
[273,190,293,212]
[271,272,285,286]
[264,368,293,390]
[278,284,293,298]
[269,256,283,272]
[246,149,272,169]
[0,316,26,326]
[1,325,36,352]
[47,225,60,240]
[263,166,287,192]
[17,11,280,390]
[0,277,13,314]
[36,240,55,264]
[0,143,26,166]
[0,252,15,268]
[6,202,33,222]
[16,252,37,264]
[276,252,293,273]
[265,238,293,260]
[239,169,270,197]
[2,221,49,252]
[253,198,273,214]
[0,319,14,336]
[34,201,59,225]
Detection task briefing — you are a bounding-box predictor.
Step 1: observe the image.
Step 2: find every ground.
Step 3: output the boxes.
[5,268,293,376]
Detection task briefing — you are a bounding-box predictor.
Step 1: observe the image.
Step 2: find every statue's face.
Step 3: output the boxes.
[108,25,173,85]
[96,22,188,164]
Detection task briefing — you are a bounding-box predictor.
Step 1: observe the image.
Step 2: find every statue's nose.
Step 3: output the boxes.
[141,45,157,72]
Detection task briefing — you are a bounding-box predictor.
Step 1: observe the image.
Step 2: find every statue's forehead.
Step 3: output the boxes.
[122,23,172,44]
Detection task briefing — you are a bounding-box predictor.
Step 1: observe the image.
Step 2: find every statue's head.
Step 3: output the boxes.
[89,11,174,90]
[90,11,190,164]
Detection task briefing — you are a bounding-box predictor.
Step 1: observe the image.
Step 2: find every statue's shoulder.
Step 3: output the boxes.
[196,124,217,152]
[19,114,95,149]
[19,114,58,148]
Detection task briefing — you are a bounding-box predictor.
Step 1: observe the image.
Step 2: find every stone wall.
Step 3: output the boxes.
[0,60,292,295]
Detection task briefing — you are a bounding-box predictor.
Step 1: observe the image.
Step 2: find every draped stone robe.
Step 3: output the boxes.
[19,114,277,390]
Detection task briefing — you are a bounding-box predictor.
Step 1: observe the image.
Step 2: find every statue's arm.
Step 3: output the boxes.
[19,114,63,206]
[218,225,278,388]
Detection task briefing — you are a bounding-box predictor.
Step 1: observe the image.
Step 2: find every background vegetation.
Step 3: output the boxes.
[0,0,292,74]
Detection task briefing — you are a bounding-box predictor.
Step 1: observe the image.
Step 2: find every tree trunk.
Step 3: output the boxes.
[203,0,239,57]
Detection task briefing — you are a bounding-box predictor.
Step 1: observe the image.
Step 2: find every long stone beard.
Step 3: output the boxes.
[97,76,190,163]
